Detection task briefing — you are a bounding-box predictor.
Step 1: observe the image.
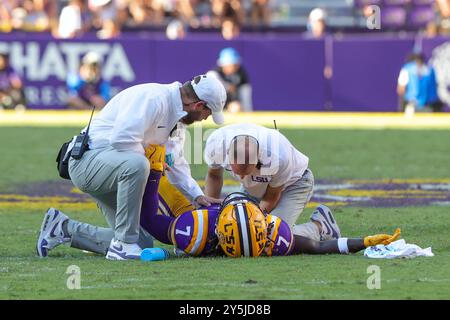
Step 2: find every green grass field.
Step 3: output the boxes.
[1,124,450,299]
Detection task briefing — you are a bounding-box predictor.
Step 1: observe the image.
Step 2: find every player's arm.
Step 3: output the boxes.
[259,184,284,214]
[204,167,224,199]
[291,228,401,255]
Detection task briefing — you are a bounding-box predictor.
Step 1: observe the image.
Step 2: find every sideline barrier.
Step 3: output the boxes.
[1,110,449,129]
[0,33,449,111]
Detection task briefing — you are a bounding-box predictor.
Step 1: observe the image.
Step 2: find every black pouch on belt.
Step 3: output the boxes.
[56,140,72,180]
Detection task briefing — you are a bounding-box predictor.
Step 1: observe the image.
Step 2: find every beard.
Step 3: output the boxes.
[180,114,195,125]
[180,111,203,125]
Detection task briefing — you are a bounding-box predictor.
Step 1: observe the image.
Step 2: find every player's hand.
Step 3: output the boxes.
[144,144,166,172]
[195,195,223,207]
[364,228,401,247]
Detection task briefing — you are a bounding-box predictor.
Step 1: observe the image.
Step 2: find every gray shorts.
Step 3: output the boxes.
[240,168,314,226]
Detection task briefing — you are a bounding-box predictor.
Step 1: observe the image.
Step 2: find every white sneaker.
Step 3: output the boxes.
[310,204,341,241]
[105,239,142,260]
[36,208,70,258]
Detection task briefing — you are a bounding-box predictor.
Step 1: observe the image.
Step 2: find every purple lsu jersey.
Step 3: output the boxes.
[265,214,295,256]
[169,205,220,256]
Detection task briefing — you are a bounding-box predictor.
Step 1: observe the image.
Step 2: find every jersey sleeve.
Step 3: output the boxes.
[165,127,204,202]
[110,94,160,154]
[204,131,226,169]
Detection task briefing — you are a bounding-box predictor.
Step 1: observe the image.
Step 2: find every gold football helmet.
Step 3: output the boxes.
[215,193,268,258]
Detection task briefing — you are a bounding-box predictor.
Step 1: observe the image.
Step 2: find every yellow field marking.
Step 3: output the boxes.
[329,189,449,199]
[344,178,450,184]
[307,201,348,208]
[0,194,77,202]
[1,110,449,129]
[0,194,96,211]
[0,201,96,211]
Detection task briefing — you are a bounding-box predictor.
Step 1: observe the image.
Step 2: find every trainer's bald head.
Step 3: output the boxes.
[228,135,259,178]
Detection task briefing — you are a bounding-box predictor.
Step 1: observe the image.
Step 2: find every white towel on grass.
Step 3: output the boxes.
[364,239,434,259]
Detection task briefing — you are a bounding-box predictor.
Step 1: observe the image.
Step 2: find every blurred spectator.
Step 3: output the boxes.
[207,47,253,113]
[250,0,271,28]
[305,8,328,39]
[0,0,16,32]
[166,19,186,39]
[66,52,111,110]
[19,0,50,32]
[210,0,244,39]
[191,0,213,28]
[0,53,26,111]
[437,0,450,34]
[397,53,443,114]
[221,17,240,40]
[175,0,196,25]
[89,0,126,39]
[57,0,92,38]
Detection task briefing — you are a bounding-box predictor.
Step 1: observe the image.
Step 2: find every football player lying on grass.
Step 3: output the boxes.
[141,149,401,258]
[36,144,400,259]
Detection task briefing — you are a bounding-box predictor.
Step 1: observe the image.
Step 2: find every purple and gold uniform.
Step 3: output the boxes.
[157,174,195,218]
[169,205,220,256]
[140,172,221,256]
[141,171,295,257]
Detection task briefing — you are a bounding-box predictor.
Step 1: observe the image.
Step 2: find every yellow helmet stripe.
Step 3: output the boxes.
[236,203,251,257]
[185,210,199,254]
[190,210,205,255]
[272,216,281,243]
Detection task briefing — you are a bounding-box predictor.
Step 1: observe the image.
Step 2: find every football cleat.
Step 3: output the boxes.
[105,239,142,260]
[36,208,70,258]
[145,144,166,172]
[310,204,341,241]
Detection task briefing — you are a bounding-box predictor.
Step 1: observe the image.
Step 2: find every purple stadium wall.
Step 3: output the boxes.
[0,33,449,111]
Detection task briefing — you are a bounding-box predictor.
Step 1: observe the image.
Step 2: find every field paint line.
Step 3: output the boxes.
[1,110,450,129]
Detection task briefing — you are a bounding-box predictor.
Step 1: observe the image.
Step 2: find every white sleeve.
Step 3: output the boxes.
[109,94,159,155]
[267,155,290,188]
[398,68,409,86]
[204,132,226,169]
[165,128,204,203]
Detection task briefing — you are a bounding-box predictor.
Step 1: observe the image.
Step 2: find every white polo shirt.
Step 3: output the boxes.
[204,123,309,199]
[86,82,187,155]
[164,123,204,203]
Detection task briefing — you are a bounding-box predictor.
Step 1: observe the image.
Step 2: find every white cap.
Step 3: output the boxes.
[82,51,102,65]
[309,8,327,21]
[191,74,226,125]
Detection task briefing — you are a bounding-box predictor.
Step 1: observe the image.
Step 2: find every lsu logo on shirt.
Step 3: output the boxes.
[251,176,270,183]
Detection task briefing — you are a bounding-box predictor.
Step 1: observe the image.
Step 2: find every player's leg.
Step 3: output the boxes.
[157,174,195,217]
[291,228,401,255]
[140,170,173,244]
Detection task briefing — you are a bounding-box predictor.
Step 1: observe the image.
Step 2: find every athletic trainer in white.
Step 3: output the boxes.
[105,239,142,260]
[310,204,341,241]
[36,208,70,257]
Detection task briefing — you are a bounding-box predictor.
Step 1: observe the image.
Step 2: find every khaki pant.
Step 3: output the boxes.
[241,168,321,241]
[68,146,151,251]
